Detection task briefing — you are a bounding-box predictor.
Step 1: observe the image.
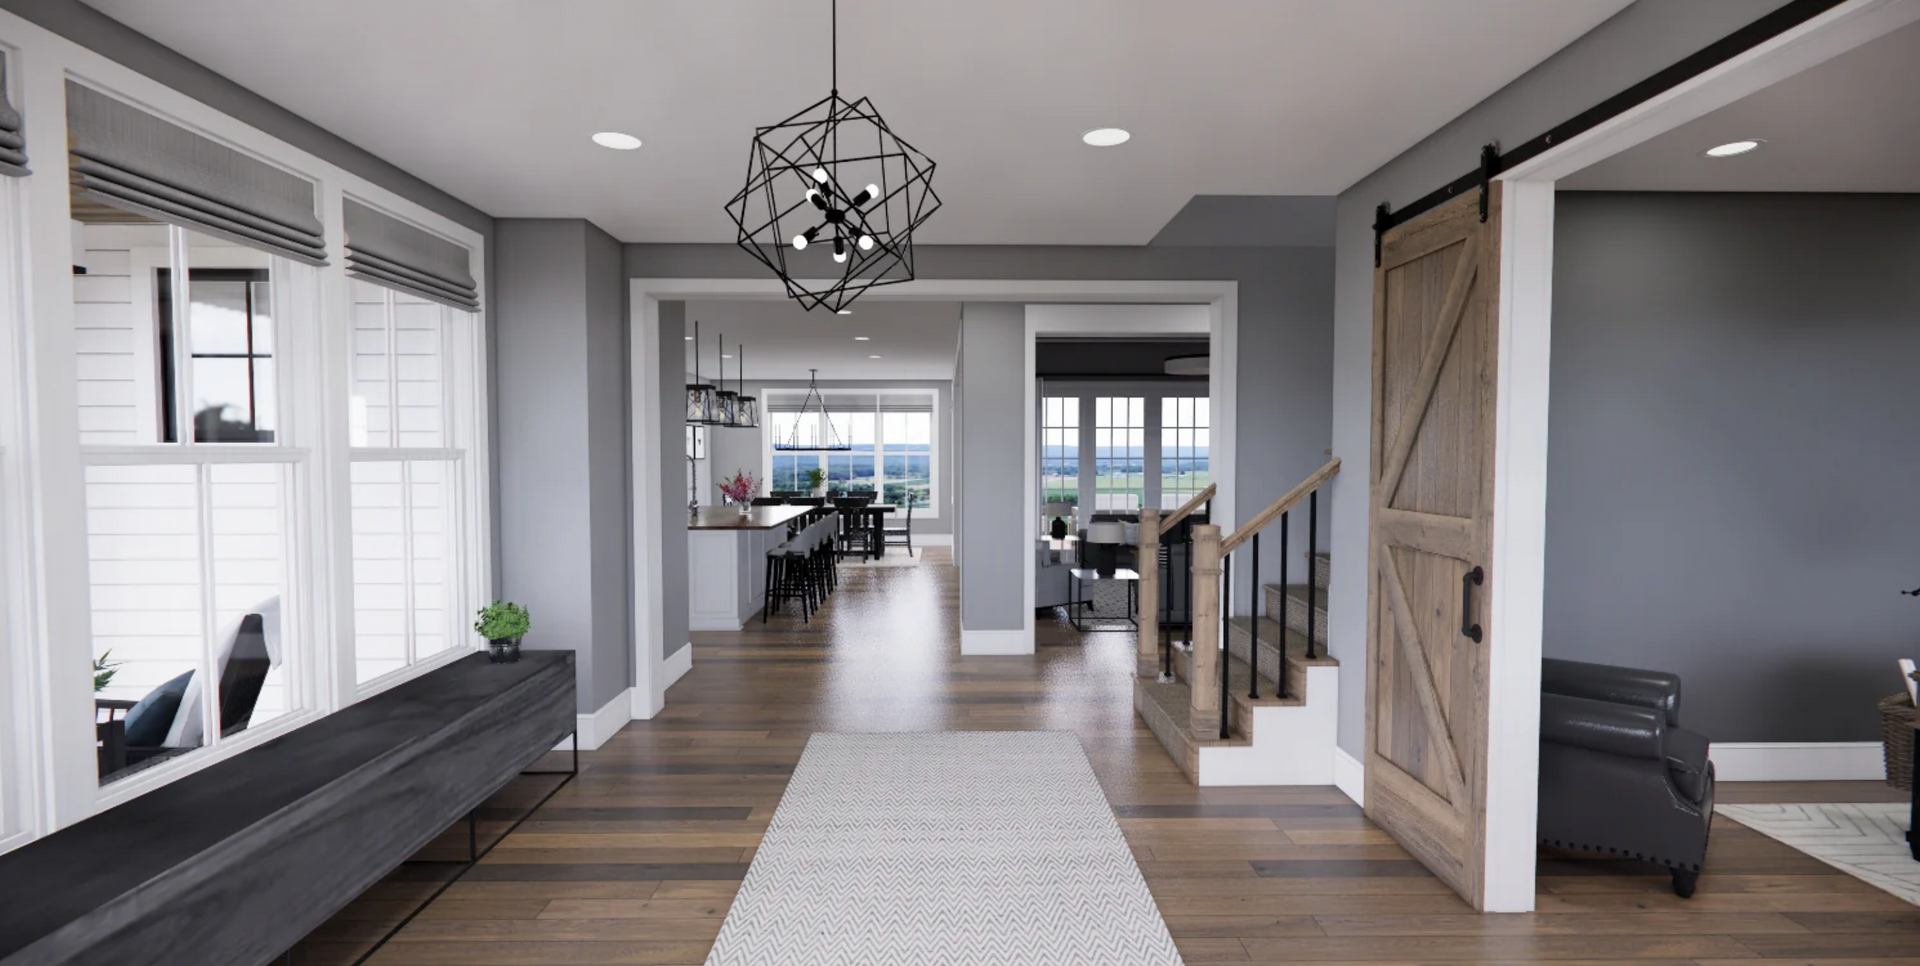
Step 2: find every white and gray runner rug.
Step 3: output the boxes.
[1717,802,1919,905]
[705,731,1184,966]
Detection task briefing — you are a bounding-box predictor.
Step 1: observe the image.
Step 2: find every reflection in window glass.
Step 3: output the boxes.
[87,462,291,784]
[1042,396,1079,507]
[351,460,455,684]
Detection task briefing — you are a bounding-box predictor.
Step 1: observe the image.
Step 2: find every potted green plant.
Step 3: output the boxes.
[474,600,531,664]
[804,466,827,497]
[93,650,121,692]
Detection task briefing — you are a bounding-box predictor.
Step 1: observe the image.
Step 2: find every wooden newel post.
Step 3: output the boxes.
[1187,523,1223,742]
[1136,508,1161,680]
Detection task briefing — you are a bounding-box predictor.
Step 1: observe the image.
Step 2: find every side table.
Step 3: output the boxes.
[1069,567,1139,632]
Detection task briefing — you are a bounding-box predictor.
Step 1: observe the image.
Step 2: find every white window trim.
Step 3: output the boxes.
[1,11,491,838]
[760,387,941,517]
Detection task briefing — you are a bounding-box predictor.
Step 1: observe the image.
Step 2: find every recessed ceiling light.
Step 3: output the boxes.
[1082,127,1131,147]
[1704,139,1763,158]
[684,336,693,341]
[592,131,643,150]
[853,336,870,341]
[868,354,882,359]
[722,354,733,359]
[836,309,853,315]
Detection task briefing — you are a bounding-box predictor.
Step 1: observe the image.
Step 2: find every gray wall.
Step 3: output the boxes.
[496,220,631,714]
[1327,0,1793,757]
[1546,192,1920,742]
[704,378,956,534]
[657,302,691,665]
[958,303,1026,633]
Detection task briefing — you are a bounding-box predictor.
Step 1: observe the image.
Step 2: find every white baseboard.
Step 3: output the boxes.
[1332,746,1365,807]
[960,629,1030,655]
[1709,741,1886,782]
[559,687,634,752]
[664,643,693,688]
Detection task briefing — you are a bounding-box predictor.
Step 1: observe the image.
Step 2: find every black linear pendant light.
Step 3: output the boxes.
[725,0,940,314]
[773,369,849,452]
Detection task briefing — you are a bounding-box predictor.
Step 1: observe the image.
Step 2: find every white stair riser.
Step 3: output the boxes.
[1196,666,1340,785]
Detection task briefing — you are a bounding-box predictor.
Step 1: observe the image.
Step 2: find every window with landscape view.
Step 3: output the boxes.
[767,392,937,512]
[1042,396,1078,506]
[1094,396,1144,511]
[1160,395,1210,510]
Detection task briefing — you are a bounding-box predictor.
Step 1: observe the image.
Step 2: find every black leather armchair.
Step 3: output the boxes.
[1538,658,1714,897]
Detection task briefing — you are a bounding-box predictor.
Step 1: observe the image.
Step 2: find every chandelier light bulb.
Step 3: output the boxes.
[792,234,808,250]
[858,234,875,251]
[812,167,829,183]
[865,184,880,202]
[833,249,849,264]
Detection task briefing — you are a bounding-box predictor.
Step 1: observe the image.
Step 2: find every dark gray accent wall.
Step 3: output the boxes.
[496,220,630,714]
[657,301,691,666]
[1037,339,1209,379]
[1327,0,1794,757]
[958,303,1026,634]
[1546,192,1920,743]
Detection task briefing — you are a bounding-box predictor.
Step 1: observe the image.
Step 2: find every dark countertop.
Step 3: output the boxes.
[687,505,811,530]
[0,650,572,962]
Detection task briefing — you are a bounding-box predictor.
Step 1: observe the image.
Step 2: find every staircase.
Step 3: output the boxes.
[1131,461,1342,786]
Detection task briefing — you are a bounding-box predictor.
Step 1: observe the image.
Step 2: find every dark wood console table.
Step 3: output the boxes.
[0,651,575,966]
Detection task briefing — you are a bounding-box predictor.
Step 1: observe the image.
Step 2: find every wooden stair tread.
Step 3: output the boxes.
[1169,641,1308,706]
[1265,583,1330,607]
[1225,617,1340,668]
[1135,676,1252,748]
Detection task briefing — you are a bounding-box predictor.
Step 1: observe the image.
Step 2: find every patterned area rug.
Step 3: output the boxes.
[704,732,1183,966]
[1717,803,1918,905]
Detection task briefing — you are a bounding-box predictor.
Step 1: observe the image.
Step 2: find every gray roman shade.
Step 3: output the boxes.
[66,82,325,264]
[344,198,479,312]
[879,393,933,413]
[0,54,27,177]
[769,391,933,413]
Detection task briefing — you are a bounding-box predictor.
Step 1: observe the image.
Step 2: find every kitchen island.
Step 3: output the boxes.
[687,504,810,630]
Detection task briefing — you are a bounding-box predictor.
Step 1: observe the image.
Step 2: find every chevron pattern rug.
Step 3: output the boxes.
[1717,802,1918,905]
[704,731,1184,965]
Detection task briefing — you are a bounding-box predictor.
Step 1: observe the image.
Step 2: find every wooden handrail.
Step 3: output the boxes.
[1157,483,1216,536]
[1219,458,1340,555]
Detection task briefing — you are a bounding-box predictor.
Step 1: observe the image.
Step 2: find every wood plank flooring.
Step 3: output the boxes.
[292,547,1918,965]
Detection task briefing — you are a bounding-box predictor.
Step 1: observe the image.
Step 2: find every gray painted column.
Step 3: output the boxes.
[495,219,632,716]
[957,303,1026,649]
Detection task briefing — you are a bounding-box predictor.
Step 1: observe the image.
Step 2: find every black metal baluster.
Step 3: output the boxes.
[1307,490,1320,659]
[1278,511,1289,699]
[1220,550,1232,740]
[1248,533,1260,699]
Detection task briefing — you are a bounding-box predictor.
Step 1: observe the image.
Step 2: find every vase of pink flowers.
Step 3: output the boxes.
[718,470,758,515]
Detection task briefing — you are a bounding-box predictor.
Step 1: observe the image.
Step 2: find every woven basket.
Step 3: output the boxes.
[1881,691,1916,790]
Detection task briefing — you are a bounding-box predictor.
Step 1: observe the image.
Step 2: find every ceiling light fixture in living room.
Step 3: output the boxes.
[724,0,940,314]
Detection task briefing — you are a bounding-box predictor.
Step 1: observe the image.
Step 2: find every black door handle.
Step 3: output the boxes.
[1461,566,1484,643]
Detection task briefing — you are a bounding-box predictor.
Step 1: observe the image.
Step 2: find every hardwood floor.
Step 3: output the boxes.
[294,547,1918,965]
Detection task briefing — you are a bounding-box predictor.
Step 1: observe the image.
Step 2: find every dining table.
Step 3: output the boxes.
[834,503,896,558]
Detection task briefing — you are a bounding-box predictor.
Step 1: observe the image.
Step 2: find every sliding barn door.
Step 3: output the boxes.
[1366,188,1501,908]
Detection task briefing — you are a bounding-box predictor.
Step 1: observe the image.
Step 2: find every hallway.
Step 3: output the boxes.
[296,549,1914,965]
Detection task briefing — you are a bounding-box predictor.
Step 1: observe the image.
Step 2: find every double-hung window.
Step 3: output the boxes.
[348,278,479,687]
[75,218,309,787]
[0,163,31,848]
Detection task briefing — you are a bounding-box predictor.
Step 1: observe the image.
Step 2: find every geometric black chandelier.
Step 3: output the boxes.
[725,0,940,314]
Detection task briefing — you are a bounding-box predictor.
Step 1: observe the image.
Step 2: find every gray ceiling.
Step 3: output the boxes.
[1562,19,1920,193]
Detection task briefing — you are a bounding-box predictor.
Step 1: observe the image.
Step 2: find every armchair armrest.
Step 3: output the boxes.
[1542,657,1681,726]
[1541,692,1665,761]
